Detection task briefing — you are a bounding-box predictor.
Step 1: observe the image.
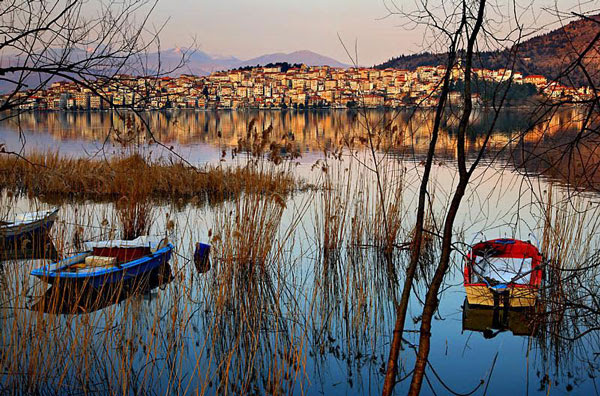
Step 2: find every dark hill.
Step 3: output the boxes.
[377,15,600,87]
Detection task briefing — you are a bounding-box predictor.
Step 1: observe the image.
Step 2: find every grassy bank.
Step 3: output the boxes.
[0,152,296,202]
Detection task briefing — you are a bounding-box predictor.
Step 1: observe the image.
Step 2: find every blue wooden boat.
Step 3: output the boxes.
[31,263,174,314]
[31,236,173,288]
[1,208,58,251]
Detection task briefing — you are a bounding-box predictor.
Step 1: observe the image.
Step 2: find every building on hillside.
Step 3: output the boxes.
[362,94,384,107]
[90,95,104,110]
[524,75,547,88]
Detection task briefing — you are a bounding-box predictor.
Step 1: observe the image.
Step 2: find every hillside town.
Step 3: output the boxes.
[7,63,595,111]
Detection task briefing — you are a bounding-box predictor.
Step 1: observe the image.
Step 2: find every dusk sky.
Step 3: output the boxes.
[152,0,595,66]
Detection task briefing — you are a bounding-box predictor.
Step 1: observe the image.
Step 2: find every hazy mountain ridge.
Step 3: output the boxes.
[238,50,349,68]
[376,15,600,87]
[153,49,349,75]
[0,48,349,93]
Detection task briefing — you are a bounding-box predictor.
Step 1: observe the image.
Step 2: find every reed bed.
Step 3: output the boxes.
[312,158,353,309]
[310,153,404,358]
[533,185,600,377]
[181,149,313,394]
[308,153,416,384]
[314,153,409,260]
[209,190,285,312]
[0,151,296,203]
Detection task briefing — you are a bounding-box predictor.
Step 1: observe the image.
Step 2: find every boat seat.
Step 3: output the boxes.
[72,255,117,269]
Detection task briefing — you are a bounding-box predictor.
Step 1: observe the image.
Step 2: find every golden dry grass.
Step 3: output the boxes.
[0,152,296,202]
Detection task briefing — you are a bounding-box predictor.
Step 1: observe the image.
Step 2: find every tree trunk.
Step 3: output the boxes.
[381,46,460,396]
[407,182,467,395]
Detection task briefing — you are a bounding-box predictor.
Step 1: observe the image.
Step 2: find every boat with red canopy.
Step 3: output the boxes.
[464,238,543,308]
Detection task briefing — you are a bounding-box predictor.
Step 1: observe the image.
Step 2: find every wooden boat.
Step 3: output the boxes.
[31,262,173,314]
[31,236,173,288]
[0,208,58,253]
[463,238,543,308]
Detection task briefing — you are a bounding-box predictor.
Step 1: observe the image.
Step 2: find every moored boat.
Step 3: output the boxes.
[0,208,59,254]
[463,238,543,308]
[31,262,174,314]
[31,236,173,288]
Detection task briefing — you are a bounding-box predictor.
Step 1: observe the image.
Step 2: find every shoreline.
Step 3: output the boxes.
[5,101,583,114]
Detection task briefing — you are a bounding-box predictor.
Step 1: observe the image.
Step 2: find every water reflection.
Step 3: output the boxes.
[3,107,597,193]
[0,235,58,261]
[462,299,538,338]
[0,107,587,157]
[0,183,597,394]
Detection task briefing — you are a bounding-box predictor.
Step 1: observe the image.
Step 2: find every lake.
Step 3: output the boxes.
[1,108,598,395]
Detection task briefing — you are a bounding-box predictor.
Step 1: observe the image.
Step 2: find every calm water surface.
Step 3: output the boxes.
[0,109,598,395]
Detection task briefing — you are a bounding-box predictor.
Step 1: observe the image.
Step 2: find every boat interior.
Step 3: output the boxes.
[54,237,168,273]
[473,256,532,284]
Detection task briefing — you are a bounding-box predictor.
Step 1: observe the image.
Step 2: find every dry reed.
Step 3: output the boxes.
[533,185,600,376]
[0,151,296,203]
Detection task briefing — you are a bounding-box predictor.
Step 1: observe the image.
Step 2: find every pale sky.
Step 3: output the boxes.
[150,0,599,66]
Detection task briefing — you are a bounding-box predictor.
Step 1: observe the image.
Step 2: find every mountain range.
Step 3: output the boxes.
[0,49,349,93]
[376,14,600,87]
[154,49,349,76]
[4,14,598,95]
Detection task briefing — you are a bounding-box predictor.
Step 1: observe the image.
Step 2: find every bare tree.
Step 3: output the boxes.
[376,0,600,393]
[379,0,535,393]
[0,0,191,155]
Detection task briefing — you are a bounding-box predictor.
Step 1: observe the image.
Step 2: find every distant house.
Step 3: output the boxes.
[362,94,384,107]
[90,96,103,110]
[9,61,581,112]
[524,75,547,88]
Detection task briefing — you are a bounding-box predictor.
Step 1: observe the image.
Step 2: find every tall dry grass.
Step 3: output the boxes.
[182,119,313,394]
[199,171,311,393]
[313,153,409,304]
[0,151,296,203]
[308,153,414,380]
[210,190,285,309]
[534,185,600,373]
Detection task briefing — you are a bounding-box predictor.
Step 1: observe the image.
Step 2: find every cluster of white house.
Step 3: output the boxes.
[8,63,594,111]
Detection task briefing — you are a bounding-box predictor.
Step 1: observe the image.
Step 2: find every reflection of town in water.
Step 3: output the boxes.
[2,107,588,158]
